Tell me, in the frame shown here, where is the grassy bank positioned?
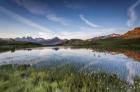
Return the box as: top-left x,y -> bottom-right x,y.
0,64 -> 140,92
0,40 -> 42,52
67,38 -> 140,51
92,38 -> 140,51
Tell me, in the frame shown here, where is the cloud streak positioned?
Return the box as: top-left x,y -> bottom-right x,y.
64,1 -> 85,10
80,15 -> 100,28
15,0 -> 69,26
46,14 -> 69,26
0,6 -> 52,34
127,0 -> 140,27
15,0 -> 49,15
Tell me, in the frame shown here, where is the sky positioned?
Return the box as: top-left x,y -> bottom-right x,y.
0,0 -> 140,39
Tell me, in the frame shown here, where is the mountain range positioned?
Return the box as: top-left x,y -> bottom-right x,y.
88,27 -> 140,41
87,33 -> 120,41
15,37 -> 64,46
1,27 -> 140,46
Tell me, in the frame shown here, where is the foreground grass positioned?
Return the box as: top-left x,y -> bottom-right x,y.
0,64 -> 140,92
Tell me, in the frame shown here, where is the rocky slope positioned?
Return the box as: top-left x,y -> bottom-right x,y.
122,27 -> 140,39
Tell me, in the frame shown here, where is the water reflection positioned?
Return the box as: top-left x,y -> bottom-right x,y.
0,47 -> 140,84
24,48 -> 32,51
123,51 -> 140,61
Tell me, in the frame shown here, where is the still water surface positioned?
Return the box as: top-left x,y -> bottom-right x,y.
0,47 -> 140,84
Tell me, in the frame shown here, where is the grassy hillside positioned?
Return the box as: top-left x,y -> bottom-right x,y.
66,38 -> 140,51
92,38 -> 140,50
64,39 -> 92,47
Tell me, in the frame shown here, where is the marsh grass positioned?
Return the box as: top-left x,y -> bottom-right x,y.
0,64 -> 140,92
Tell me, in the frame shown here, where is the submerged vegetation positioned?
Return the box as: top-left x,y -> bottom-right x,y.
0,64 -> 140,92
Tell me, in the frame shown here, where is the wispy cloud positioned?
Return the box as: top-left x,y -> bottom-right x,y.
127,0 -> 140,27
80,15 -> 100,28
15,0 -> 49,15
46,14 -> 69,26
15,0 -> 69,26
64,1 -> 85,10
0,6 -> 52,34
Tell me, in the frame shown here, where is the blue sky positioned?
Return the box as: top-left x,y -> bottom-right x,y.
0,0 -> 140,39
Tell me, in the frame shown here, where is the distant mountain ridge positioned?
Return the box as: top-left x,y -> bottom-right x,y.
39,37 -> 64,45
15,37 -> 64,46
2,27 -> 140,46
88,27 -> 140,41
15,37 -> 45,43
88,33 -> 120,41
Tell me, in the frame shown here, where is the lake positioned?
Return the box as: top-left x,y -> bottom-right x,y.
0,47 -> 140,85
